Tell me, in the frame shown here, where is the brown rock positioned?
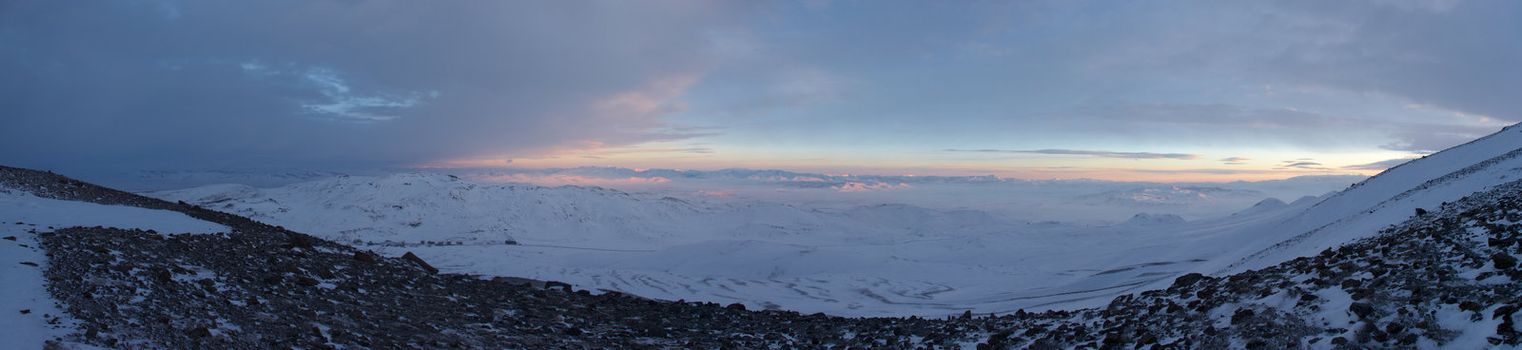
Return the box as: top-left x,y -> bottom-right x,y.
401,252 -> 438,273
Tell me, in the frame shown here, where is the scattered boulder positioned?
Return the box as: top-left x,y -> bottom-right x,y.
1349,302 -> 1375,319
1172,273 -> 1205,288
1493,253 -> 1517,270
400,252 -> 438,274
353,251 -> 378,264
185,326 -> 211,338
544,281 -> 572,292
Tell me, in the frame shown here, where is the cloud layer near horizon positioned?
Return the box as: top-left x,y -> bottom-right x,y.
944,149 -> 1198,160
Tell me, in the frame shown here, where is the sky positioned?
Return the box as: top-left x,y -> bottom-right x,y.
2,0 -> 1519,182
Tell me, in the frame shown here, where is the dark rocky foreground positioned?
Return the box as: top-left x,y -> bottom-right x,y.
5,165 -> 1522,349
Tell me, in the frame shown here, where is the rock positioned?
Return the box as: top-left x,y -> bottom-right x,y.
1493,253 -> 1518,270
1349,302 -> 1375,319
726,303 -> 747,311
296,276 -> 320,287
544,281 -> 572,292
1494,304 -> 1518,319
186,326 -> 211,338
1399,333 -> 1419,345
2,236 -> 15,241
353,251 -> 378,263
1101,332 -> 1126,346
1172,273 -> 1205,288
1232,308 -> 1256,325
400,252 -> 438,273
286,233 -> 315,249
491,276 -> 534,287
152,268 -> 174,283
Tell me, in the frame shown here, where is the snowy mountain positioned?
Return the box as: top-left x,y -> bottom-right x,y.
1030,124 -> 1522,308
1205,124 -> 1522,274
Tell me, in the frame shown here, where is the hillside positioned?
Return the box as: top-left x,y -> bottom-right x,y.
1,165 -> 1519,348
1206,124 -> 1522,275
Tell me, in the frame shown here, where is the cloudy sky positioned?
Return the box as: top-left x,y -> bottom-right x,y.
2,0 -> 1518,181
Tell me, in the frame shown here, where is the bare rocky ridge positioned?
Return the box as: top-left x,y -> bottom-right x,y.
4,165 -> 1521,348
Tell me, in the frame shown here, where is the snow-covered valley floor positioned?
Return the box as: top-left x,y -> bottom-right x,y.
141,125 -> 1522,318
148,173 -> 1327,317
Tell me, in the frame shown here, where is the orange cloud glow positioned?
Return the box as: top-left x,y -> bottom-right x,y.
468,173 -> 672,187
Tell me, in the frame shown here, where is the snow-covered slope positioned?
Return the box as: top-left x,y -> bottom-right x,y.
0,188 -> 225,349
1201,124 -> 1522,275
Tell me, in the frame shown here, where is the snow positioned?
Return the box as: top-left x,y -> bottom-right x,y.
1120,213 -> 1187,226
1204,124 -> 1522,275
141,124 -> 1522,318
149,171 -> 1321,317
1433,303 -> 1505,349
138,166 -> 1363,224
0,188 -> 225,349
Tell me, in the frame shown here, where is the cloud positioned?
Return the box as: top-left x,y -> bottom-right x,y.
690,2 -> 1518,156
3,0 -> 1517,179
1257,1 -> 1522,121
1132,168 -> 1288,175
944,149 -> 1198,160
468,173 -> 672,187
1343,158 -> 1414,171
1379,127 -> 1492,153
1278,161 -> 1327,170
0,1 -> 745,173
1219,157 -> 1250,165
1039,103 -> 1506,152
